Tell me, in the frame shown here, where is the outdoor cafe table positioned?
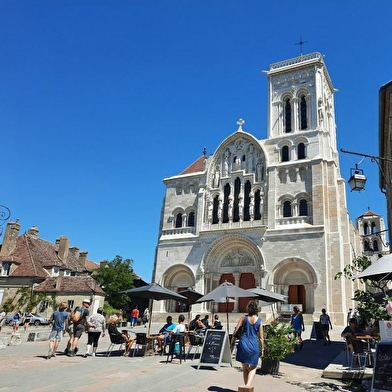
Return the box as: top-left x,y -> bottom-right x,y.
355,334 -> 379,366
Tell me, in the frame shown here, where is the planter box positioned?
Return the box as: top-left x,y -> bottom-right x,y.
259,359 -> 280,375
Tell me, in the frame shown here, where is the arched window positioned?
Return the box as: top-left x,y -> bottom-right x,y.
233,177 -> 241,222
244,181 -> 251,221
371,222 -> 377,234
175,213 -> 183,228
299,199 -> 308,216
364,223 -> 369,235
283,201 -> 292,217
188,212 -> 195,227
300,95 -> 307,130
298,143 -> 305,159
254,189 -> 261,220
223,183 -> 230,223
282,146 -> 289,162
285,98 -> 292,132
373,240 -> 379,252
212,195 -> 219,224
364,240 -> 369,251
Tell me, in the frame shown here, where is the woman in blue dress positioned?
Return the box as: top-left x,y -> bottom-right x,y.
231,300 -> 264,388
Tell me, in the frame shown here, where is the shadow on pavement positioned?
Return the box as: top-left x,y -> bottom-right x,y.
282,339 -> 345,370
208,386 -> 237,392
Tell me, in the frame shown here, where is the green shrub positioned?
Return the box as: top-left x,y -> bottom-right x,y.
263,321 -> 298,360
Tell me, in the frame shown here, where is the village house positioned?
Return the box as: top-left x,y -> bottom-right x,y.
0,219 -> 105,317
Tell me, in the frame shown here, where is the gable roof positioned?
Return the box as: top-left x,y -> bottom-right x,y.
35,276 -> 105,294
0,233 -> 91,278
180,155 -> 207,175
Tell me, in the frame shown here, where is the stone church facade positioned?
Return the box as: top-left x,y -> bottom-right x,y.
152,52 -> 363,325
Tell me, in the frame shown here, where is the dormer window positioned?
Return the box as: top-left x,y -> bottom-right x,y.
1,263 -> 10,276
52,267 -> 60,277
64,269 -> 71,277
75,272 -> 81,277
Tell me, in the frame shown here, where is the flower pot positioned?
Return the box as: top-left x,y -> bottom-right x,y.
259,358 -> 280,375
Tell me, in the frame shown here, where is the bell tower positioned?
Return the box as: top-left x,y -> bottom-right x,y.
265,52 -> 338,164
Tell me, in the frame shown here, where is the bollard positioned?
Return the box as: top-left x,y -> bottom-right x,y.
238,387 -> 254,392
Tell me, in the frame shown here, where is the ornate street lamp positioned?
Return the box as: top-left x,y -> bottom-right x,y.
348,164 -> 367,192
0,204 -> 11,237
341,148 -> 392,192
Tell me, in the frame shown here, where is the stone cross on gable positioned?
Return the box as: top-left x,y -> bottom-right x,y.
237,118 -> 245,132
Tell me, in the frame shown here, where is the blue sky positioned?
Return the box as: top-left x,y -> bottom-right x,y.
1,1 -> 391,281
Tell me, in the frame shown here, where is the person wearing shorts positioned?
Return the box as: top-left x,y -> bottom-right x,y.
320,308 -> 333,346
13,310 -> 21,332
68,299 -> 90,357
47,302 -> 69,359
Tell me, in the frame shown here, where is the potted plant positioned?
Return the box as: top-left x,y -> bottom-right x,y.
259,321 -> 298,375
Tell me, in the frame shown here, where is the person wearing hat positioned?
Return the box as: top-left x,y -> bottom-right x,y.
68,299 -> 90,357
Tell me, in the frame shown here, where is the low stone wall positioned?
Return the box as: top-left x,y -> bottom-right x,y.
27,331 -> 50,342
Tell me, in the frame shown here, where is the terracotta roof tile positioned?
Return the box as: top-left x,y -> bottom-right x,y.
180,155 -> 206,175
35,276 -> 105,294
0,234 -> 92,278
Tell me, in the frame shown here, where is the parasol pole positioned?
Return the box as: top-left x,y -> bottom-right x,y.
147,298 -> 153,337
226,296 -> 229,332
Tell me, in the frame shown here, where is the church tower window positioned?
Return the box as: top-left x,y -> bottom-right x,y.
363,240 -> 370,251
244,181 -> 251,221
371,222 -> 377,234
373,240 -> 379,251
233,178 -> 241,222
254,189 -> 261,220
299,199 -> 308,216
298,143 -> 306,159
285,98 -> 292,132
223,183 -> 230,223
175,213 -> 183,228
283,201 -> 292,217
188,211 -> 195,227
300,95 -> 307,130
282,145 -> 289,162
212,195 -> 219,224
364,223 -> 369,235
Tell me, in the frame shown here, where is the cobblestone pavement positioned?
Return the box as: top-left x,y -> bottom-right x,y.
0,324 -> 367,392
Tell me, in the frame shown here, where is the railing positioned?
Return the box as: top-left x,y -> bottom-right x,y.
269,52 -> 321,70
276,217 -> 312,226
161,227 -> 196,236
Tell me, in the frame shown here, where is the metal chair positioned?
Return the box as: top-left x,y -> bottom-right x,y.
106,333 -> 125,357
186,333 -> 204,360
349,338 -> 368,370
166,333 -> 186,364
132,333 -> 154,357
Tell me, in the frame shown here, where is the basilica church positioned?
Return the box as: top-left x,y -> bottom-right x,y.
152,52 -> 366,325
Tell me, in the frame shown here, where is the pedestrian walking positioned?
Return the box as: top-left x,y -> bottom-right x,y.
83,307 -> 105,357
290,306 -> 305,349
231,300 -> 264,389
68,299 -> 90,357
47,302 -> 69,359
320,308 -> 333,346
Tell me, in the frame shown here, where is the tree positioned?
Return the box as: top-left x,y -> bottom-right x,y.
94,255 -> 137,313
335,256 -> 392,327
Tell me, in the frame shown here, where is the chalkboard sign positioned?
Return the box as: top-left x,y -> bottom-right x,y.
197,329 -> 232,369
371,342 -> 392,392
310,322 -> 324,340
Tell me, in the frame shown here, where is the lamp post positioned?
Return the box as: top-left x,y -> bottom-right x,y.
341,148 -> 392,253
0,205 -> 11,237
341,148 -> 392,192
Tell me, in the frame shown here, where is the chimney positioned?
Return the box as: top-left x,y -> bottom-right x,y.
27,226 -> 39,237
0,220 -> 21,256
100,260 -> 107,268
58,236 -> 70,262
79,251 -> 88,266
69,246 -> 79,257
